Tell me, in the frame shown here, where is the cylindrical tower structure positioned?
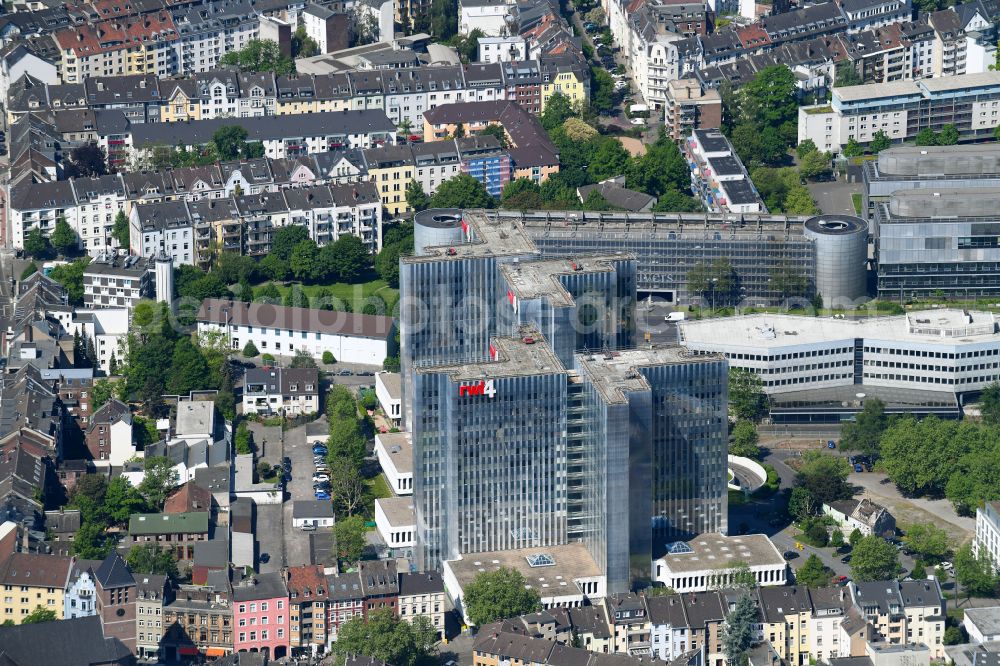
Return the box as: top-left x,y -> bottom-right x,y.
413,209 -> 464,256
154,252 -> 174,303
803,215 -> 869,309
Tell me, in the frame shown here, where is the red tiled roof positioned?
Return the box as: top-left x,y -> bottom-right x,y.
55,12 -> 177,58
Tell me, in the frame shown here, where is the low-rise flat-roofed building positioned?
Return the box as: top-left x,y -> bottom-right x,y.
374,372 -> 401,425
652,533 -> 787,593
680,310 -> 1000,399
373,432 -> 411,495
963,607 -> 1000,643
443,542 -> 606,625
874,187 -> 1000,300
861,144 -> 1000,220
375,496 -> 415,559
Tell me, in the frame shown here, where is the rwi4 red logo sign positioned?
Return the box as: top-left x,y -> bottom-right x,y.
459,380 -> 497,398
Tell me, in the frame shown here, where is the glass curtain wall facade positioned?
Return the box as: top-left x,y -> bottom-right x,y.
411,351 -> 568,570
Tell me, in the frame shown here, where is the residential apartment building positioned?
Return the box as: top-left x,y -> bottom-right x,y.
127,512 -> 210,563
664,79 -> 722,141
233,572 -> 290,659
64,558 -> 100,620
325,571 -> 365,642
850,580 -> 946,659
85,398 -> 136,467
242,367 -> 320,416
799,71 -> 1000,153
161,576 -> 234,661
197,298 -> 396,366
359,560 -> 398,616
82,255 -> 154,309
286,565 -> 330,654
398,572 -> 445,638
0,552 -> 71,623
685,128 -> 765,214
135,574 -> 168,661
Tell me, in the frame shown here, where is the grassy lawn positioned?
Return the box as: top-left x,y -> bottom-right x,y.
852,193 -> 862,215
368,473 -> 393,501
257,279 -> 399,314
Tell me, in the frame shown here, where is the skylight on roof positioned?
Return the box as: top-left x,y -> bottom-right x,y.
667,541 -> 694,554
525,553 -> 555,568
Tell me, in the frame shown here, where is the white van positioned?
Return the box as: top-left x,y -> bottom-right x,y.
664,312 -> 686,322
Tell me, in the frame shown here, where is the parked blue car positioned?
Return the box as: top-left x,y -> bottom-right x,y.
314,491 -> 331,500
312,446 -> 328,455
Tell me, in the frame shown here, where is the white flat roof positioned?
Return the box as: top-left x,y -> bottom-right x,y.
655,533 -> 784,573
679,310 -> 1000,348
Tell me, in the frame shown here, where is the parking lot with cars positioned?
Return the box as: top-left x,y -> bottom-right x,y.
281,418 -> 330,567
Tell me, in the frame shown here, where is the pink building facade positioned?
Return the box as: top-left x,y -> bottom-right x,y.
232,573 -> 290,660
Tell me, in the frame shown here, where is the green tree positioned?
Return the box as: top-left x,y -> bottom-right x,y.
850,535 -> 900,581
626,135 -> 689,197
332,608 -> 436,666
91,378 -> 117,410
50,217 -> 78,256
104,476 -> 148,524
590,66 -> 615,115
271,225 -> 310,261
730,421 -> 760,459
126,544 -> 179,580
479,123 -> 508,149
20,262 -> 37,279
138,456 -> 179,510
729,368 -> 767,422
911,561 -> 927,579
334,514 -> 368,563
290,239 -> 320,282
212,125 -> 251,160
783,186 -> 820,215
798,149 -> 832,181
20,606 -> 57,624
870,131 -> 892,154
839,398 -> 887,461
954,542 -> 997,599
291,26 -> 319,58
797,554 -> 833,587
242,340 -> 259,357
322,351 -> 336,364
901,523 -> 949,563
23,227 -> 50,259
588,137 -> 631,182
796,139 -> 818,159
831,529 -> 845,548
835,61 -> 863,87
915,128 -> 938,146
219,39 -> 294,75
944,626 -> 965,645
405,179 -> 430,212
290,348 -> 317,369
788,486 -> 817,521
582,190 -> 615,211
540,92 -> 576,131
112,211 -> 130,250
796,451 -> 852,507
167,336 -> 211,396
842,138 -> 864,158
653,188 -> 701,213
980,382 -> 1000,425
328,457 -> 367,516
430,174 -> 494,209
49,257 -> 92,306
235,421 -> 253,455
722,594 -> 758,666
260,253 -> 290,281
938,124 -> 960,146
328,419 -> 367,469
464,567 -> 542,626
327,234 -> 371,283
849,528 -> 863,547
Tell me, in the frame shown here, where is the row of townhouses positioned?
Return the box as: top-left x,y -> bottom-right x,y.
471,581 -> 946,665
8,131 -> 523,255
603,0 -> 996,111
6,55 -> 590,130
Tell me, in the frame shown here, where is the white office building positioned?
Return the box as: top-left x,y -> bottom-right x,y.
652,533 -> 787,593
974,502 -> 1000,575
680,310 -> 1000,396
373,431 -> 412,495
